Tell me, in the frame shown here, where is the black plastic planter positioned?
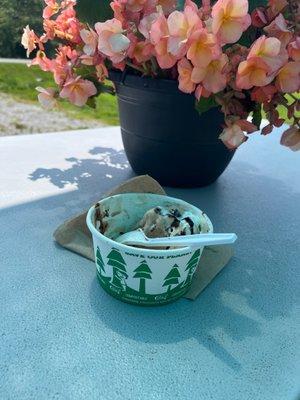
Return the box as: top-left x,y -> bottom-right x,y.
109,70 -> 235,187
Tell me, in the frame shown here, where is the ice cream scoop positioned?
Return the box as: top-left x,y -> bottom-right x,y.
137,206 -> 206,238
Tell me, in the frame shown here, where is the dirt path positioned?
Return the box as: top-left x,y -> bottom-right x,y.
0,93 -> 106,136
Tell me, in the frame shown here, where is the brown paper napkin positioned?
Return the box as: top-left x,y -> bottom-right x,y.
54,175 -> 234,300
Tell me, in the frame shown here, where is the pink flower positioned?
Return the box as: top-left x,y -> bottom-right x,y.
130,41 -> 154,63
236,57 -> 273,90
51,46 -> 78,85
202,0 -> 212,15
139,13 -> 159,39
126,0 -> 148,13
80,29 -> 98,56
112,61 -> 126,71
30,50 -> 53,72
21,25 -> 37,57
43,0 -> 60,19
251,8 -> 267,28
53,63 -> 70,86
95,19 -> 130,64
61,0 -> 76,7
150,15 -> 177,68
111,0 -> 144,28
236,36 -> 288,90
247,35 -> 281,59
219,123 -> 248,149
42,19 -> 56,41
177,58 -> 196,93
79,55 -> 94,65
191,54 -> 228,93
80,53 -> 103,66
219,119 -> 256,149
264,14 -> 293,47
36,87 -> 57,109
154,40 -> 177,69
248,36 -> 287,72
288,38 -> 300,62
60,76 -> 97,106
251,85 -> 277,103
54,7 -> 82,44
110,0 -> 126,25
96,64 -> 108,82
187,28 -> 220,67
276,62 -> 300,93
158,0 -> 177,15
195,84 -> 211,100
280,126 -> 300,151
167,5 -> 202,57
267,0 -> 288,19
212,0 -> 251,44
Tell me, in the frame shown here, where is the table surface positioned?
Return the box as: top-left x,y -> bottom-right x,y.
0,127 -> 299,400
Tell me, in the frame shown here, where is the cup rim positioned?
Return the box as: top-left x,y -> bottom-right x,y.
86,193 -> 214,254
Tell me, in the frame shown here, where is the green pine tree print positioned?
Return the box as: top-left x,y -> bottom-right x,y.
133,260 -> 152,294
96,247 -> 105,274
184,249 -> 201,285
107,248 -> 128,291
163,264 -> 181,293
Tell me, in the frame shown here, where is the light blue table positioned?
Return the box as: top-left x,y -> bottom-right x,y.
0,127 -> 299,400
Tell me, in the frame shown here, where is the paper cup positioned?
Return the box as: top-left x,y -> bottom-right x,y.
86,193 -> 213,306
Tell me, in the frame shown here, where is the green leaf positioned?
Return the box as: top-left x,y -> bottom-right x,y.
252,106 -> 262,129
75,0 -> 112,26
99,84 -> 115,96
237,1 -> 269,47
86,96 -> 96,109
248,0 -> 268,12
75,65 -> 94,78
238,26 -> 258,47
195,96 -> 218,116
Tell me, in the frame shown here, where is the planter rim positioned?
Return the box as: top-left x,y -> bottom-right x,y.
109,69 -> 186,95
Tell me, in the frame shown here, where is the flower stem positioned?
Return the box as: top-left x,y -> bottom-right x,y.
126,61 -> 145,74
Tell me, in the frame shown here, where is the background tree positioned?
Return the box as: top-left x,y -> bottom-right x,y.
0,0 -> 44,58
107,248 -> 128,290
163,264 -> 181,293
133,260 -> 152,294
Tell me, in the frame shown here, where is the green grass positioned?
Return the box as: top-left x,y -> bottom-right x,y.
0,63 -> 119,125
260,93 -> 299,125
0,63 -> 298,127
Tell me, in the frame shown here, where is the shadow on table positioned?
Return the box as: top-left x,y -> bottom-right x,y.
20,145 -> 299,372
87,159 -> 299,372
29,145 -> 132,192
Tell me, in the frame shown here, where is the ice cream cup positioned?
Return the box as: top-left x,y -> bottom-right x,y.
86,193 -> 213,306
